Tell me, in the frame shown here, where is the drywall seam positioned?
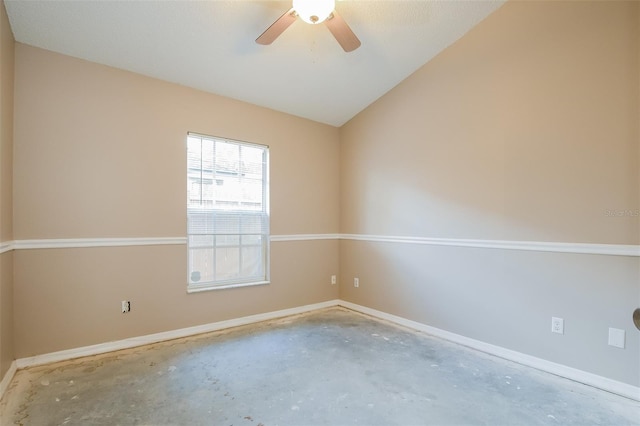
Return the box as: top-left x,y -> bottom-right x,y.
0,361 -> 17,402
338,300 -> 640,402
15,299 -> 341,370
6,235 -> 639,256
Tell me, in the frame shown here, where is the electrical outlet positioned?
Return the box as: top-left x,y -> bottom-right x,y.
551,317 -> 564,334
354,277 -> 359,288
331,275 -> 337,285
122,300 -> 131,313
608,328 -> 625,349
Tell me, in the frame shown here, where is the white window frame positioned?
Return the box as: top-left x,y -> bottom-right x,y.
186,132 -> 270,292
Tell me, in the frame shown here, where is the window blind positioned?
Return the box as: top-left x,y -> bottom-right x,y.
186,133 -> 269,289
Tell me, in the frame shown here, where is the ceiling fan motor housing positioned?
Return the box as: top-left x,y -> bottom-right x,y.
293,0 -> 335,24
256,0 -> 360,52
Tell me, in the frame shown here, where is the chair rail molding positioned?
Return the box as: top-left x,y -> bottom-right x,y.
4,234 -> 638,256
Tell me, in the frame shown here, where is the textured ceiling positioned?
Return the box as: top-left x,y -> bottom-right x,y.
5,0 -> 505,127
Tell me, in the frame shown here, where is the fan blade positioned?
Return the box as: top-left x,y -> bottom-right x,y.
256,8 -> 297,45
325,11 -> 361,52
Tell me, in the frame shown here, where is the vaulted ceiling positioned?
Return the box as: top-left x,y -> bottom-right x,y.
5,0 -> 505,127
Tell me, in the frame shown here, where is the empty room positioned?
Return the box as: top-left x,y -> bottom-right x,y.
1,0 -> 639,424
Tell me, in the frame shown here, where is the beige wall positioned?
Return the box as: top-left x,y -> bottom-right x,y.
12,44 -> 340,357
0,0 -> 14,381
340,1 -> 640,386
14,45 -> 340,239
0,0 -> 10,244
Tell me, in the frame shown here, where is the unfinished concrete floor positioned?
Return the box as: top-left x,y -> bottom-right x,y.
1,307 -> 639,425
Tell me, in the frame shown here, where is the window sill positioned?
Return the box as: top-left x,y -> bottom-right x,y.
187,280 -> 270,294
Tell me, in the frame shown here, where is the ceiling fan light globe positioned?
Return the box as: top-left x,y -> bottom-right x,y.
293,0 -> 335,24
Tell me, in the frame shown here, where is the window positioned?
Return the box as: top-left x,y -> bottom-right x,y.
187,133 -> 269,291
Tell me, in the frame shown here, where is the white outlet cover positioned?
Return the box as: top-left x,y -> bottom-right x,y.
608,328 -> 625,349
551,317 -> 564,334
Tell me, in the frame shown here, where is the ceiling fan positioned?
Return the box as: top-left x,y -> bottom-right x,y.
256,0 -> 361,52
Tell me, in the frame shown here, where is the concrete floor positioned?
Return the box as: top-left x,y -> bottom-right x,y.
1,308 -> 639,426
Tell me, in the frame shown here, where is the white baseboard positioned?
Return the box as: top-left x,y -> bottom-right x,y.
16,299 -> 340,370
338,300 -> 640,402
0,361 -> 17,401
6,299 -> 639,403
